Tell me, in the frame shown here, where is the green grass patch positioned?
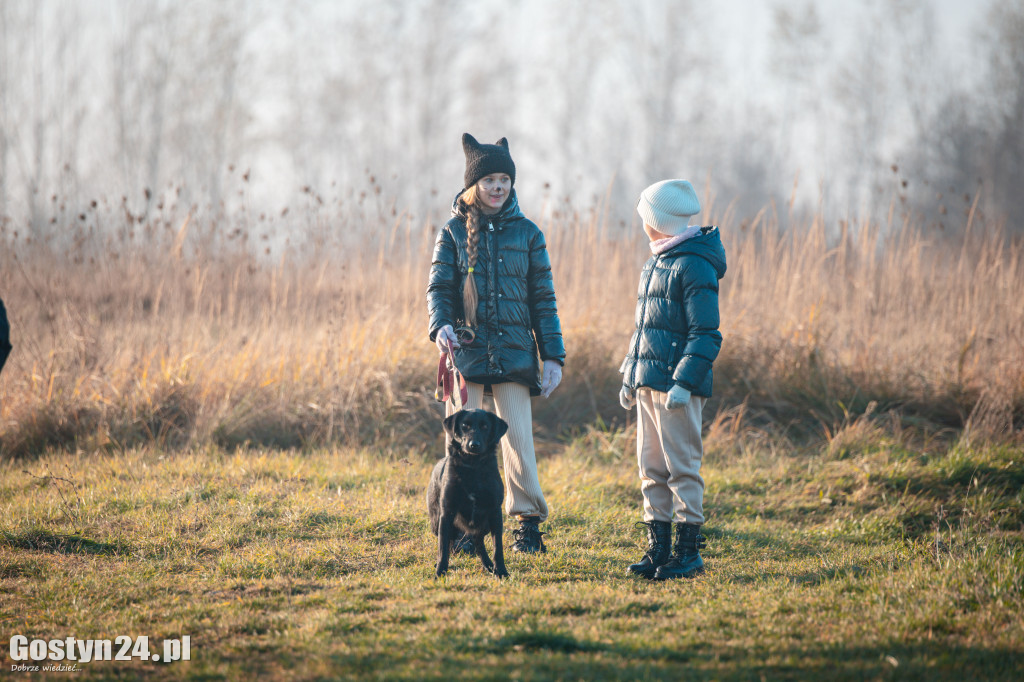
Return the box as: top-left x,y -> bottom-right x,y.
1,434 -> 1021,680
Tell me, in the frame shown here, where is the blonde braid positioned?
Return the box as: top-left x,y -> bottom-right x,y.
462,189 -> 480,328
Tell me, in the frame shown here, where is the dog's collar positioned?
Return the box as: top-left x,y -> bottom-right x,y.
447,449 -> 490,465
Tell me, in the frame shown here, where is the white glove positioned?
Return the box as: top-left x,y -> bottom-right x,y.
664,385 -> 691,410
619,385 -> 636,410
435,325 -> 460,354
540,360 -> 562,398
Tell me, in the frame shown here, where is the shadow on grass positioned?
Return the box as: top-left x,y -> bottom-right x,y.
212,417 -> 307,451
0,557 -> 47,579
709,455 -> 1024,543
705,527 -> 821,560
876,463 -> 1024,527
320,636 -> 1024,681
2,528 -> 131,555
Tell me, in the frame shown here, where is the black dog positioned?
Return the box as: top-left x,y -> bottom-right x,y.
427,409 -> 509,578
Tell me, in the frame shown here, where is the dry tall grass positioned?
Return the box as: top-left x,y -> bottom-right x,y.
1,190 -> 1021,458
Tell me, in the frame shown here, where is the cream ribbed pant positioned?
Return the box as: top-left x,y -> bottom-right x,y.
635,388 -> 707,524
445,381 -> 549,522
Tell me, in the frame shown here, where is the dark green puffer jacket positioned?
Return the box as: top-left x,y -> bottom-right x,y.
0,298 -> 10,374
620,227 -> 726,397
427,190 -> 565,396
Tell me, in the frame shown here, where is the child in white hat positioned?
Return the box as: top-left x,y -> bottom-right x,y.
619,179 -> 727,580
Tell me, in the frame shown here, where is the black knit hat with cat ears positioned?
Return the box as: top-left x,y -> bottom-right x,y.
463,133 -> 516,189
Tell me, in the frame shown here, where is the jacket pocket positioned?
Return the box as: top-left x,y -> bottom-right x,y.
668,338 -> 684,370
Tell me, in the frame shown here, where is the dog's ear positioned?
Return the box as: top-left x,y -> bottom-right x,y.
489,412 -> 509,443
443,411 -> 462,441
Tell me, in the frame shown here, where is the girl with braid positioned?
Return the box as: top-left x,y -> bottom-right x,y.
427,133 -> 566,554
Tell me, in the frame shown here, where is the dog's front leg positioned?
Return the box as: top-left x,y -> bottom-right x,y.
491,516 -> 508,579
436,497 -> 456,577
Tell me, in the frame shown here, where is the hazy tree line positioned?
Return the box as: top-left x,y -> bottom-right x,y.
0,0 -> 1021,243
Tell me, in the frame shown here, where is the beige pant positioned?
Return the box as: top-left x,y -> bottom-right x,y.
445,381 -> 549,523
636,388 -> 707,524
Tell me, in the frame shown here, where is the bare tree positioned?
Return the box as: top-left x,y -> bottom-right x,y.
770,1 -> 825,160
898,0 -> 1024,231
0,3 -> 89,237
831,5 -> 893,215
981,0 -> 1024,226
619,0 -> 705,184
0,1 -> 11,221
112,1 -> 179,217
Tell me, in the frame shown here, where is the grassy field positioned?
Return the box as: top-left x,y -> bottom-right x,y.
1,419 -> 1022,680
1,191 -> 1022,678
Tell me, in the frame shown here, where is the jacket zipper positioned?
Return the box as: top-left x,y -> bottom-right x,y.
629,255 -> 658,387
487,221 -> 496,317
487,221 -> 497,363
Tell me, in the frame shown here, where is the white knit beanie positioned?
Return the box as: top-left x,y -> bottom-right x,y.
637,179 -> 701,236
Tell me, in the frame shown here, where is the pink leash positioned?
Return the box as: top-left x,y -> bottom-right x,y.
434,333 -> 468,405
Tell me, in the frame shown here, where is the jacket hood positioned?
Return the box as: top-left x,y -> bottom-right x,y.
451,188 -> 525,223
662,226 -> 727,279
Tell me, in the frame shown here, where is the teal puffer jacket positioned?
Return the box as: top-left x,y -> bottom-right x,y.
620,227 -> 726,397
0,298 -> 10,374
427,190 -> 565,396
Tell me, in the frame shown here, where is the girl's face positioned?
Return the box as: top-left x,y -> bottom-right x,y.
475,173 -> 512,214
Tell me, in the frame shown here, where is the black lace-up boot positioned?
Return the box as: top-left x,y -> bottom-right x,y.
511,516 -> 546,553
627,520 -> 672,579
654,523 -> 706,580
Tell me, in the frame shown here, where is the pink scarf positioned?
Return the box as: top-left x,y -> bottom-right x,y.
650,225 -> 702,254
